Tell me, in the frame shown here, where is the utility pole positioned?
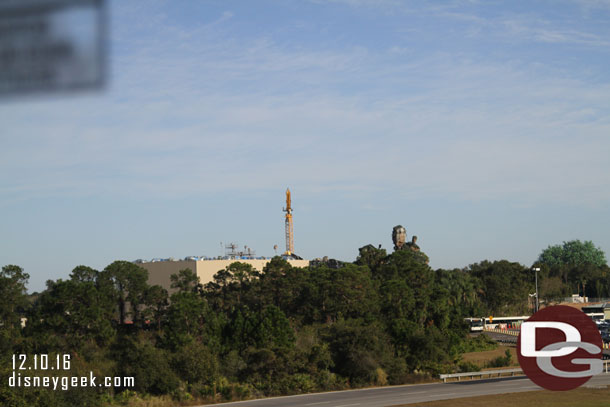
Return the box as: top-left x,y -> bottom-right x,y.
533,267 -> 540,313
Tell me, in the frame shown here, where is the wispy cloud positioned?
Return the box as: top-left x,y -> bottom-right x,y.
499,16 -> 610,46
2,0 -> 610,291
2,0 -> 610,208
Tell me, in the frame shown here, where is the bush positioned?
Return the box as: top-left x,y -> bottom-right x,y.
458,361 -> 480,372
322,319 -> 393,387
487,349 -> 512,368
112,338 -> 180,396
458,334 -> 497,353
172,341 -> 218,385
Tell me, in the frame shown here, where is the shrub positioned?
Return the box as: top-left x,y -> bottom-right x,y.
487,349 -> 512,368
458,361 -> 480,372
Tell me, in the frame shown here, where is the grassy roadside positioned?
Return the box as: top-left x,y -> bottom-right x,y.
390,386 -> 610,407
460,345 -> 519,369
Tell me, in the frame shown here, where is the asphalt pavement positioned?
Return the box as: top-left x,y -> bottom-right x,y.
198,374 -> 610,407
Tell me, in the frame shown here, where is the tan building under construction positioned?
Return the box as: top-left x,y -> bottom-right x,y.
138,188 -> 308,291
139,257 -> 309,292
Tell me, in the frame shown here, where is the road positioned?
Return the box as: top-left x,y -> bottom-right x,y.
482,331 -> 518,344
199,374 -> 610,407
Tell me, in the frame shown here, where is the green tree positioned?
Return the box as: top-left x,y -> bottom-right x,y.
26,277 -> 115,351
539,272 -> 569,301
172,340 -> 218,385
377,249 -> 435,325
164,287 -> 224,352
406,325 -> 455,373
258,257 -> 300,312
538,240 -> 607,268
355,244 -> 387,272
300,264 -> 379,324
112,337 -> 180,395
0,265 -> 29,356
170,268 -> 201,293
144,285 -> 169,331
204,262 -> 259,312
322,319 -> 394,386
100,261 -> 149,325
225,305 -> 295,351
468,260 -> 531,315
537,240 -> 607,295
0,265 -> 29,328
69,265 -> 98,283
434,269 -> 482,313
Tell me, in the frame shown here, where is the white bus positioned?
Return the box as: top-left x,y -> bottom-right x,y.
464,317 -> 485,332
586,312 -> 604,322
465,316 -> 529,332
466,312 -> 604,332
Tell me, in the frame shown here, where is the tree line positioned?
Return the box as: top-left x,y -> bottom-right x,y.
0,239 -> 606,406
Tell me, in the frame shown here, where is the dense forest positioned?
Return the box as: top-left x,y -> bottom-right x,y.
1,240 -> 608,406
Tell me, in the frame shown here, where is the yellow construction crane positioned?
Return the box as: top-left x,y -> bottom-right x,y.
283,188 -> 294,255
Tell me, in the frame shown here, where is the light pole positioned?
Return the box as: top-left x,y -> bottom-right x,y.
533,267 -> 540,313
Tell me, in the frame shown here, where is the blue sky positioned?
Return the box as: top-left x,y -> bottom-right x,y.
2,0 -> 610,292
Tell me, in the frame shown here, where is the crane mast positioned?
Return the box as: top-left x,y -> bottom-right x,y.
283,188 -> 294,255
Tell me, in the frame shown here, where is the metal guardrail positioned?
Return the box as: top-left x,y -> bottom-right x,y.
483,328 -> 520,336
440,368 -> 523,383
440,360 -> 610,383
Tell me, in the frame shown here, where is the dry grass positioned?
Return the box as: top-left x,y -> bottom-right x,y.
460,345 -> 519,369
390,386 -> 610,407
